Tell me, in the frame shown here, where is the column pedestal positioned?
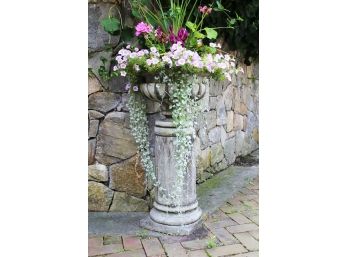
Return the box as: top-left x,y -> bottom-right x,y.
140,118 -> 202,235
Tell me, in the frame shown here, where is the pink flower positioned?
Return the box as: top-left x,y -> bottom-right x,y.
135,22 -> 152,37
198,5 -> 212,15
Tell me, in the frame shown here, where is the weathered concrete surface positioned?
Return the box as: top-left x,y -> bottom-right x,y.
197,165 -> 259,217
88,164 -> 258,236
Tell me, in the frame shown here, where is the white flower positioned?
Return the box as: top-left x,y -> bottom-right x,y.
144,50 -> 149,54
193,60 -> 203,68
171,44 -> 178,51
113,65 -> 118,71
120,71 -> 127,76
126,45 -> 131,49
216,43 -> 222,48
209,42 -> 217,48
120,63 -> 127,69
218,62 -> 227,69
173,52 -> 181,60
134,47 -> 139,52
177,58 -> 186,66
130,52 -> 137,59
224,55 -> 231,61
116,56 -> 123,63
137,51 -> 145,57
146,59 -> 153,66
150,47 -> 158,53
152,58 -> 159,65
162,56 -> 171,63
134,64 -> 140,71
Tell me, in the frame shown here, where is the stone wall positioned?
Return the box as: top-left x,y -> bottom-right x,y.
88,1 -> 259,212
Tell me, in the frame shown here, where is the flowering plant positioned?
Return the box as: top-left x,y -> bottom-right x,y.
114,42 -> 237,83
109,1 -> 242,201
110,0 -> 240,84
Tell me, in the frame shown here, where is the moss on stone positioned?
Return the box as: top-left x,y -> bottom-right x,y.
197,167 -> 235,199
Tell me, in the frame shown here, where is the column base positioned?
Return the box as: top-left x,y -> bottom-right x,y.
140,203 -> 202,236
140,215 -> 202,236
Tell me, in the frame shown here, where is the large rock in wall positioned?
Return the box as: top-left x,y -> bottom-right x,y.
88,2 -> 259,212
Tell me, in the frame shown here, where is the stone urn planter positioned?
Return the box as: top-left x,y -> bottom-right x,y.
139,80 -> 207,235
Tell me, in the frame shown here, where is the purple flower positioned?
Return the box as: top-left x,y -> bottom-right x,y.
155,27 -> 168,43
168,27 -> 189,45
169,32 -> 177,44
135,22 -> 152,37
177,28 -> 189,43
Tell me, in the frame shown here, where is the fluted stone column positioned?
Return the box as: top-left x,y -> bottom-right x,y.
139,82 -> 206,235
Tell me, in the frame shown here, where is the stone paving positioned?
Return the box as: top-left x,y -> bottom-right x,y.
89,176 -> 259,257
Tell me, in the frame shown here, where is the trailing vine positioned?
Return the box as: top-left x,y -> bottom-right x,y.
127,73 -> 208,209
169,74 -> 196,205
127,90 -> 156,188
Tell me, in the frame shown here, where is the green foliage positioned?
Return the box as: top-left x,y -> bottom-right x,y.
101,17 -> 121,34
201,0 -> 259,64
186,21 -> 197,31
204,27 -> 218,39
206,236 -> 218,249
98,56 -> 110,81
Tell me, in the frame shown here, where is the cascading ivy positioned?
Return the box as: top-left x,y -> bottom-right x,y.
127,91 -> 156,188
127,74 -> 206,207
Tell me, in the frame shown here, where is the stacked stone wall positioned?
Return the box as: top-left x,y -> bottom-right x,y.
88,1 -> 259,211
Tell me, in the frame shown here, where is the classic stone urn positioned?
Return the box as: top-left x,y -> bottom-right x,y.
139,80 -> 207,235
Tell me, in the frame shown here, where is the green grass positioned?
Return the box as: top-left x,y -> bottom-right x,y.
206,236 -> 218,249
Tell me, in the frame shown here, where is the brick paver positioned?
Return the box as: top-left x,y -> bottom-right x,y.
181,238 -> 211,251
142,238 -> 166,256
208,228 -> 239,245
163,242 -> 188,257
206,244 -> 248,257
108,249 -> 147,257
88,176 -> 259,257
187,250 -> 208,257
228,213 -> 252,225
225,223 -> 258,234
248,215 -> 259,225
88,243 -> 124,256
89,237 -> 103,250
204,218 -> 237,229
122,236 -> 143,251
234,232 -> 259,251
104,235 -> 122,245
249,230 -> 259,240
231,251 -> 259,257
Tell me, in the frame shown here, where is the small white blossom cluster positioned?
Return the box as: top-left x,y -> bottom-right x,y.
113,43 -> 238,81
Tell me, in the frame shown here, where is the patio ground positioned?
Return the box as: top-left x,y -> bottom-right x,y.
89,165 -> 259,257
